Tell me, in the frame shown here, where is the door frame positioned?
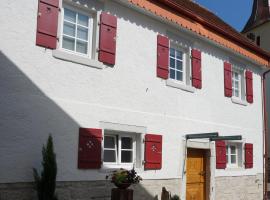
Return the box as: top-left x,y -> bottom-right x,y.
181,139 -> 216,200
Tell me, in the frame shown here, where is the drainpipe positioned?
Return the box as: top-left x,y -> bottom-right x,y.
263,68 -> 270,200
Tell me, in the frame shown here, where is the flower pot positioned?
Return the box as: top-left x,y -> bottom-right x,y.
114,182 -> 131,189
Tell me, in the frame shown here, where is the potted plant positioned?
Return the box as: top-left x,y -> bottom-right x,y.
106,168 -> 142,189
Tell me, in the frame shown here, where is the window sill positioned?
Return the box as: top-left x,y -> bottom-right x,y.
99,164 -> 136,173
52,49 -> 103,69
166,79 -> 195,93
231,97 -> 248,106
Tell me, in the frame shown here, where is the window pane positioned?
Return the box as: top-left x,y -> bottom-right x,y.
176,71 -> 183,81
226,155 -> 228,164
121,137 -> 132,149
170,69 -> 175,79
77,27 -> 88,40
235,81 -> 239,89
176,60 -> 182,71
170,48 -> 175,57
170,58 -> 175,68
63,22 -> 75,37
62,36 -> 75,51
64,8 -> 76,23
176,50 -> 182,60
104,150 -> 116,162
104,136 -> 115,148
230,146 -> 236,154
121,151 -> 132,163
231,155 -> 236,164
78,14 -> 89,27
76,40 -> 88,54
235,90 -> 239,97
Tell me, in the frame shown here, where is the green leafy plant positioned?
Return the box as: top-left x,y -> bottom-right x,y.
106,168 -> 142,186
33,135 -> 57,200
170,195 -> 180,200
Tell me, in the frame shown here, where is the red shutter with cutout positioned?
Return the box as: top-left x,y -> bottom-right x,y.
157,35 -> 169,79
191,49 -> 202,89
246,71 -> 253,103
245,143 -> 253,168
216,140 -> 226,169
224,62 -> 232,97
36,0 -> 59,49
144,134 -> 162,170
98,12 -> 117,65
78,128 -> 102,169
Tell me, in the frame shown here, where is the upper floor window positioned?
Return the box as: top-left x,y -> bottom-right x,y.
61,7 -> 93,56
231,67 -> 245,100
169,46 -> 186,83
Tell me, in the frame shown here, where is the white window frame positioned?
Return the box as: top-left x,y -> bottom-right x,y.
60,5 -> 94,58
226,142 -> 243,169
169,44 -> 186,83
232,68 -> 242,99
103,131 -> 136,168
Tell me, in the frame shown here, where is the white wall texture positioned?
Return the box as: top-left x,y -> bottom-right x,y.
0,0 -> 265,186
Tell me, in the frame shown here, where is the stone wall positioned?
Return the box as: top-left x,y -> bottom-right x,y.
0,179 -> 181,200
215,174 -> 263,200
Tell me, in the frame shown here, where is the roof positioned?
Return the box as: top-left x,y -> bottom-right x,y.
127,0 -> 270,67
242,0 -> 270,33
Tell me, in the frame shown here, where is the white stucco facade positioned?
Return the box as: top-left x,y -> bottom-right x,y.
0,0 -> 266,199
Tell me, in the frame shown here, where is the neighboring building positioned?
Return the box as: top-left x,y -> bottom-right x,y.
1,0 -> 270,200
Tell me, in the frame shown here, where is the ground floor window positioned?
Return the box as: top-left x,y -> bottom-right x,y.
226,142 -> 243,168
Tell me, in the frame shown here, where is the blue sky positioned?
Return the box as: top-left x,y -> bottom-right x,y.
195,0 -> 253,31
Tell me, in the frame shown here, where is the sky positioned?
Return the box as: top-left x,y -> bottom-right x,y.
194,0 -> 253,31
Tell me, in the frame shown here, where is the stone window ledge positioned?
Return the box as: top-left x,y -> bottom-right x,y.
231,97 -> 248,106
166,79 -> 195,93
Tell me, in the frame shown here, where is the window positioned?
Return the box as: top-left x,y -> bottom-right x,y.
232,70 -> 241,98
61,7 -> 93,56
103,132 -> 136,166
169,47 -> 185,82
226,143 -> 243,168
256,36 -> 261,46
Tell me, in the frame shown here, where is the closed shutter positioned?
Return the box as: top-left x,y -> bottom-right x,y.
78,128 -> 102,169
98,12 -> 117,65
246,71 -> 253,103
191,49 -> 202,89
224,62 -> 232,97
36,0 -> 59,49
245,143 -> 253,168
216,140 -> 226,169
157,35 -> 169,79
144,134 -> 162,170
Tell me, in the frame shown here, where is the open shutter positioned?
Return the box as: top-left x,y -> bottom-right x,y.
216,141 -> 226,169
98,12 -> 117,65
246,71 -> 253,103
191,49 -> 202,89
36,0 -> 59,49
224,62 -> 232,97
157,35 -> 169,79
78,128 -> 102,169
245,143 -> 253,168
144,134 -> 162,170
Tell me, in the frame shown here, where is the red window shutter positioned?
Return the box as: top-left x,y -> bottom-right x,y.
98,12 -> 117,65
36,0 -> 59,49
157,35 -> 169,79
224,62 -> 232,97
246,71 -> 253,103
245,143 -> 253,168
216,140 -> 226,169
78,128 -> 102,169
144,134 -> 162,170
191,49 -> 202,89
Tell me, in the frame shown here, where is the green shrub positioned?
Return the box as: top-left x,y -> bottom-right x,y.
170,195 -> 180,200
33,135 -> 57,200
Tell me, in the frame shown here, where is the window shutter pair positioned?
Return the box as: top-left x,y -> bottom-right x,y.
36,1 -> 117,65
156,35 -> 202,89
223,62 -> 253,103
78,129 -> 162,170
215,141 -> 253,169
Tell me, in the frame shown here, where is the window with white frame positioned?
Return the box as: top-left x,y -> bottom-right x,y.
61,7 -> 93,56
226,143 -> 243,168
103,132 -> 136,166
231,66 -> 245,100
169,46 -> 185,82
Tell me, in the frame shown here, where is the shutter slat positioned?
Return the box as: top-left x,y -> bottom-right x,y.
78,128 -> 102,169
191,49 -> 202,89
36,0 -> 59,49
98,12 -> 117,65
144,134 -> 162,170
157,35 -> 169,79
224,62 -> 232,97
246,71 -> 253,103
216,140 -> 226,169
245,143 -> 253,168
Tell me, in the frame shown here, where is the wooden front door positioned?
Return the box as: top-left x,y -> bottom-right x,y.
186,148 -> 206,200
